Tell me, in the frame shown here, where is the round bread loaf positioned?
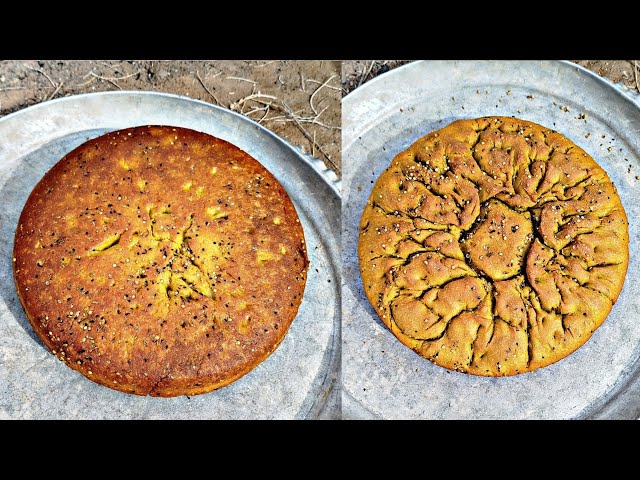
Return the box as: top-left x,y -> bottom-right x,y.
358,116 -> 628,376
13,125 -> 308,396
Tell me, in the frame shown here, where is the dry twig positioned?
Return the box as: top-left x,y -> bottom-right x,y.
306,78 -> 341,90
257,105 -> 271,123
195,71 -> 221,105
226,76 -> 257,85
230,88 -> 277,113
48,81 -> 64,100
24,65 -> 57,88
269,105 -> 339,169
309,74 -> 337,116
74,69 -> 141,88
74,77 -> 96,88
358,60 -> 376,87
299,71 -> 306,93
99,62 -> 123,71
263,105 -> 339,130
24,64 -> 65,101
85,70 -> 140,82
279,101 -> 338,171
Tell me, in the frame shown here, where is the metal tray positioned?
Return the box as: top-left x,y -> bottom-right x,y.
342,60 -> 640,419
0,91 -> 341,419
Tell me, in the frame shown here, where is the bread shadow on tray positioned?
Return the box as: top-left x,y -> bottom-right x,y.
342,115 -> 460,329
0,128 -> 111,349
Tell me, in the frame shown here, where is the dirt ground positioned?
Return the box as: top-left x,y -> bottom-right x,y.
342,60 -> 640,96
4,60 -> 637,182
0,60 -> 341,175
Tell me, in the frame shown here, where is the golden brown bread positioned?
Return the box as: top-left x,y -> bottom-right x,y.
358,116 -> 629,376
13,125 -> 308,396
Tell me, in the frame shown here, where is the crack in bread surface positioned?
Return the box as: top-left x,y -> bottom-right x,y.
358,117 -> 629,376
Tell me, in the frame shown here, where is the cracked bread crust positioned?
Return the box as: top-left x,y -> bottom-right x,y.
13,126 -> 308,396
358,116 -> 629,376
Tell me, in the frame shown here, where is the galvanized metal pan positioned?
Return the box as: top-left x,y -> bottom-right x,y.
343,60 -> 640,419
0,91 -> 341,419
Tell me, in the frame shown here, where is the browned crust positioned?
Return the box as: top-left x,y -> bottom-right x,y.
13,126 -> 308,396
358,116 -> 629,376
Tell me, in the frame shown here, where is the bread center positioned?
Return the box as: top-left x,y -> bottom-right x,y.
460,199 -> 533,281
